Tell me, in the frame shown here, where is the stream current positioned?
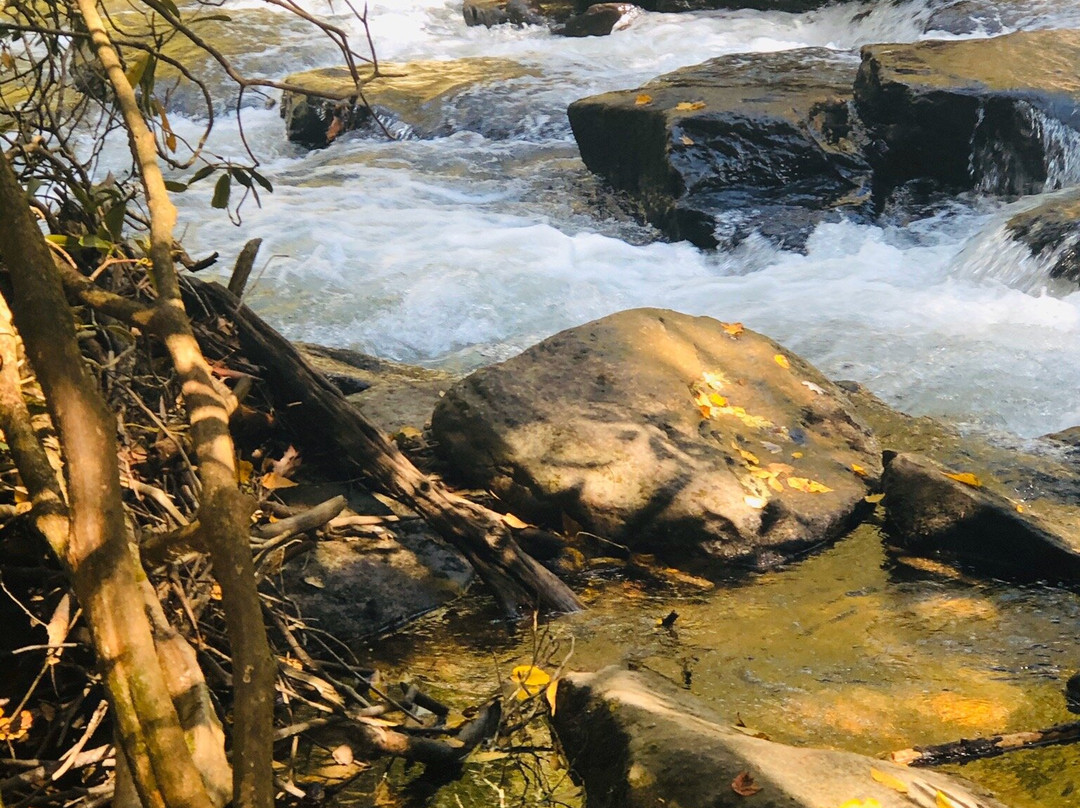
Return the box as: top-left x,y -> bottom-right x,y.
164,2 -> 1080,805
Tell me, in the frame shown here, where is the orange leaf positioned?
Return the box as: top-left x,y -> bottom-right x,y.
545,678 -> 560,715
851,463 -> 868,477
943,471 -> 981,488
721,321 -> 744,337
675,101 -> 706,111
731,770 -> 762,797
635,93 -> 653,105
773,354 -> 790,370
260,471 -> 298,490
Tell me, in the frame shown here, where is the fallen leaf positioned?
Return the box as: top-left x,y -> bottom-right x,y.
260,471 -> 298,490
864,492 -> 885,504
272,445 -> 302,478
731,771 -> 762,797
675,100 -> 706,111
709,393 -> 728,407
510,665 -> 551,700
870,767 -> 908,793
302,575 -> 325,589
210,583 -> 222,600
936,791 -> 961,808
837,800 -> 881,808
736,448 -> 760,465
792,451 -> 804,459
721,321 -> 745,337
788,476 -> 832,494
1015,503 -> 1025,513
326,115 -> 345,143
0,709 -> 32,742
773,354 -> 791,370
851,464 -> 868,477
545,678 -> 560,715
635,93 -> 653,105
332,744 -> 354,765
802,380 -> 825,394
680,135 -> 695,146
470,750 -> 511,763
502,512 -> 529,529
236,459 -> 253,485
943,471 -> 982,488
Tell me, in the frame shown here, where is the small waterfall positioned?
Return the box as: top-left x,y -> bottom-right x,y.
970,100 -> 1080,195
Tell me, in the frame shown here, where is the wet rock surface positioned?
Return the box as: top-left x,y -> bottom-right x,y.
430,308 -> 880,573
553,3 -> 642,37
568,49 -> 872,250
463,0 -> 576,27
854,29 -> 1080,198
281,58 -> 538,148
1004,188 -> 1080,283
551,666 -> 1013,808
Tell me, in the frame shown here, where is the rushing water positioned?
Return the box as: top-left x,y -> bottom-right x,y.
172,0 -> 1080,440
163,2 -> 1080,805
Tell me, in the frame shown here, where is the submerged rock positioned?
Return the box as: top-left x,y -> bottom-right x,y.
281,58 -> 537,148
568,49 -> 872,250
621,0 -> 833,10
430,309 -> 880,573
881,452 -> 1080,582
551,666 -> 1012,808
462,0 -> 575,27
854,30 -> 1080,198
1004,189 -> 1080,284
553,3 -> 641,37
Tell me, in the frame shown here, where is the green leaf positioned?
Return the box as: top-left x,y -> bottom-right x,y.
124,53 -> 150,90
196,13 -> 231,21
45,235 -> 78,248
157,0 -> 181,18
78,234 -> 113,251
230,167 -> 252,188
211,172 -> 231,209
189,165 -> 216,184
249,169 -> 273,193
164,180 -> 188,193
103,201 -> 127,241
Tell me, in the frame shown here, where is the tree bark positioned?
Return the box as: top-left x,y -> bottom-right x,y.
73,6 -> 276,806
891,720 -> 1080,767
185,278 -> 582,615
0,152 -> 214,808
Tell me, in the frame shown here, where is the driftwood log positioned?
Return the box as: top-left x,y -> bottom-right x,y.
183,276 -> 581,616
891,720 -> 1080,767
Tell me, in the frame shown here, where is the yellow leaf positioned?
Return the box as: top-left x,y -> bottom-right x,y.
709,393 -> 728,407
260,471 -> 298,490
470,750 -> 511,763
0,710 -> 32,742
236,459 -> 253,485
870,768 -> 908,793
944,471 -> 982,488
545,678 -> 560,715
680,135 -> 694,146
851,464 -> 867,477
837,800 -> 881,808
675,101 -> 706,111
502,512 -> 529,529
210,583 -> 222,601
1015,503 -> 1025,513
721,321 -> 744,337
936,791 -> 960,808
788,477 -> 832,494
124,53 -> 150,89
635,94 -> 653,105
792,451 -> 803,459
510,665 -> 550,699
737,448 -> 759,465
773,354 -> 791,370
864,492 -> 885,504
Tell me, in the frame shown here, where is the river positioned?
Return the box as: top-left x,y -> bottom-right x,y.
166,3 -> 1080,806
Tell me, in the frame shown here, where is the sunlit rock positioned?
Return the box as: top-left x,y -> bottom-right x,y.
854,30 -> 1080,198
1004,189 -> 1080,284
568,50 -> 872,250
430,308 -> 880,573
281,58 -> 537,148
462,0 -> 575,27
551,666 -> 1013,808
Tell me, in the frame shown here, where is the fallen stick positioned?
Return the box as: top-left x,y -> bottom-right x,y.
891,720 -> 1080,767
251,495 -> 347,541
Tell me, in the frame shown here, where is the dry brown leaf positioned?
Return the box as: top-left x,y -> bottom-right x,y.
272,445 -> 302,478
260,471 -> 298,490
332,744 -> 355,766
943,471 -> 982,488
675,100 -> 706,111
236,459 -> 253,485
731,770 -> 762,797
502,512 -> 529,529
721,321 -> 744,337
680,135 -> 695,146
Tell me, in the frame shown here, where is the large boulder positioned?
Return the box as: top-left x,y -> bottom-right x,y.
430,309 -> 880,572
551,666 -> 1012,808
587,0 -> 834,10
553,3 -> 642,37
854,30 -> 1080,198
281,58 -> 537,148
568,50 -> 872,249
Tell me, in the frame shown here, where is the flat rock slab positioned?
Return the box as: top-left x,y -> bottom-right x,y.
282,58 -> 538,148
551,666 -> 1012,808
882,451 -> 1080,582
855,29 -> 1080,196
431,309 -> 880,572
568,49 -> 871,249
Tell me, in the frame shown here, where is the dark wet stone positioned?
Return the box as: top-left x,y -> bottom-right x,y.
553,3 -> 641,37
1005,189 -> 1080,284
